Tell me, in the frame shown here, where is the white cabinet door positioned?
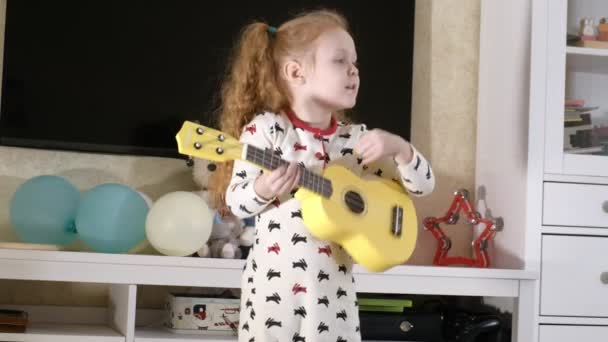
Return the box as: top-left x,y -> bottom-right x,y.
544,0 -> 608,177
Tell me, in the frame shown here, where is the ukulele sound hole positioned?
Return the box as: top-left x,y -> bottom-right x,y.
344,191 -> 365,214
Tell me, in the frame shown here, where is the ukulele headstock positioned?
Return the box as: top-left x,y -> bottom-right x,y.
175,121 -> 242,162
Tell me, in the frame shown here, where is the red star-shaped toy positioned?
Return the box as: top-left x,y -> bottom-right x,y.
423,189 -> 502,267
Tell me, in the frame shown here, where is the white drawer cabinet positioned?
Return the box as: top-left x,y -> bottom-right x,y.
540,325 -> 608,342
543,182 -> 608,229
541,234 -> 608,317
480,0 -> 608,339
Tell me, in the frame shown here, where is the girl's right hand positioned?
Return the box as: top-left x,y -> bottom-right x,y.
254,161 -> 301,201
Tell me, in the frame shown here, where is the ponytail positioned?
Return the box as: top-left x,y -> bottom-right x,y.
209,22 -> 289,210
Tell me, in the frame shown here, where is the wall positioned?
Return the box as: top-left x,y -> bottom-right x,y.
410,0 -> 480,264
0,0 -> 481,308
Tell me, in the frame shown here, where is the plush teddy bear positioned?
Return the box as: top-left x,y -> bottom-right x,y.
192,157 -> 218,204
197,212 -> 254,259
192,158 -> 255,258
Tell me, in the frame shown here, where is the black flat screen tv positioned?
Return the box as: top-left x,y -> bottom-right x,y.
0,1 -> 415,158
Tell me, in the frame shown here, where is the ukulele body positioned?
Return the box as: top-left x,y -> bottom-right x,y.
295,164 -> 418,272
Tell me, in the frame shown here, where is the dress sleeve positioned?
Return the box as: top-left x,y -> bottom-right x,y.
358,124 -> 435,197
225,113 -> 276,218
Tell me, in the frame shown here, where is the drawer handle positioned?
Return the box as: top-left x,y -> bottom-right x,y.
603,201 -> 608,213
399,320 -> 414,332
601,272 -> 608,284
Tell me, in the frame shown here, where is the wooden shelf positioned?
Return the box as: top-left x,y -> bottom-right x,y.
567,46 -> 608,73
0,248 -> 537,297
0,323 -> 124,342
567,46 -> 608,57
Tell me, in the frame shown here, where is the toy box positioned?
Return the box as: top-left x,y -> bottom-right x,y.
164,293 -> 240,334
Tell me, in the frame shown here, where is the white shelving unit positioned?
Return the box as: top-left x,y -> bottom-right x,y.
478,0 -> 608,340
0,248 -> 537,342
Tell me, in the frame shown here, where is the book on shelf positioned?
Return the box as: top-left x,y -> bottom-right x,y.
0,309 -> 27,333
564,116 -> 584,124
564,126 -> 593,149
565,145 -> 604,154
565,98 -> 585,107
564,112 -> 592,126
562,99 -> 601,149
564,99 -> 598,114
564,124 -> 593,134
564,106 -> 599,113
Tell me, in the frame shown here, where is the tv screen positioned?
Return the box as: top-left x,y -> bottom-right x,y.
0,1 -> 415,158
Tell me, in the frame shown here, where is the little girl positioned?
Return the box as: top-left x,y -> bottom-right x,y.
209,9 -> 435,342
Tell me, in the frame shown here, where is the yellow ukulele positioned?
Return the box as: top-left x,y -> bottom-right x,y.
176,121 -> 417,272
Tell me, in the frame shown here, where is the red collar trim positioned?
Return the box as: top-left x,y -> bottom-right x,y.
285,110 -> 337,136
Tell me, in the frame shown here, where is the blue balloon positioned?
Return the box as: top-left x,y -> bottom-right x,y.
75,183 -> 148,253
10,175 -> 80,245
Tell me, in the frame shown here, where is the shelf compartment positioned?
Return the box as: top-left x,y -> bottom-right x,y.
0,323 -> 124,342
567,46 -> 608,73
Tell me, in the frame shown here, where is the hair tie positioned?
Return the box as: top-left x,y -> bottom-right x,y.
267,25 -> 278,35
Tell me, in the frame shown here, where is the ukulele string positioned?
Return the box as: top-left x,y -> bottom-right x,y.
193,131 -> 365,210
250,147 -> 366,211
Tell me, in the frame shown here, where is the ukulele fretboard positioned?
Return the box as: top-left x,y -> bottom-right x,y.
245,145 -> 333,198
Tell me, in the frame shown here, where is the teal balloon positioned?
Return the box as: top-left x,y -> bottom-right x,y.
76,183 -> 148,253
10,175 -> 80,245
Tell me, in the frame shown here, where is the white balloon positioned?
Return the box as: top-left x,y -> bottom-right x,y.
145,191 -> 212,256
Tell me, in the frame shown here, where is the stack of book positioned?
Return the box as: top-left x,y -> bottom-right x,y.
0,309 -> 28,333
564,99 -> 603,154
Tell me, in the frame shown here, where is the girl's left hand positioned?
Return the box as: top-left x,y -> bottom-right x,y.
354,129 -> 413,165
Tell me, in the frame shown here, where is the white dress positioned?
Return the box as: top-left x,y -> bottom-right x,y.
226,111 -> 435,342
